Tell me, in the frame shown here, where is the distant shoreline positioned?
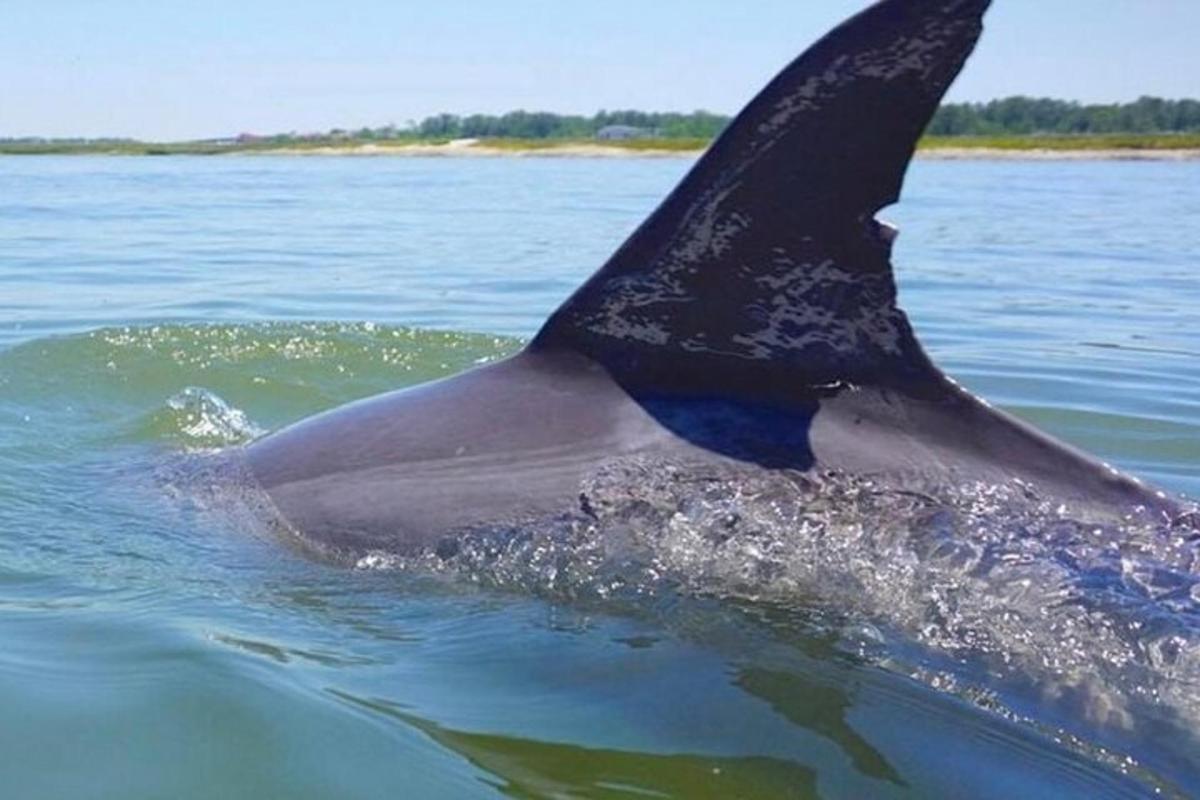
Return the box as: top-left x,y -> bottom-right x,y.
241,141 -> 698,158
3,136 -> 1199,161
233,140 -> 1200,160
916,147 -> 1200,161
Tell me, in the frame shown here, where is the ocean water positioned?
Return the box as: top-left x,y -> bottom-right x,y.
1,154 -> 1198,798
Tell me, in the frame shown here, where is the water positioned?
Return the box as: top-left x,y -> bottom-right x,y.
1,154 -> 1198,798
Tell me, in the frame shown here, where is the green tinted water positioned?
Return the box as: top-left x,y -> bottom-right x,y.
1,156 -> 1198,797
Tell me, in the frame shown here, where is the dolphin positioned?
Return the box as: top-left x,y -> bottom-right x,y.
245,0 -> 1178,560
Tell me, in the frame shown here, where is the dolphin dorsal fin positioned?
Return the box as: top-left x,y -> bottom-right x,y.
533,0 -> 990,400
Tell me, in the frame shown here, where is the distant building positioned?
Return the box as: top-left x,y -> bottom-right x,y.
596,125 -> 649,141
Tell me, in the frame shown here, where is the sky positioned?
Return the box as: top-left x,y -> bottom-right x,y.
2,1 -> 1198,141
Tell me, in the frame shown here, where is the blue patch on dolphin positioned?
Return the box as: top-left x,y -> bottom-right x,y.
245,0 -> 1181,561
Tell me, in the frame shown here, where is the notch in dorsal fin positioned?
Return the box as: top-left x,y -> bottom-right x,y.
532,0 -> 990,400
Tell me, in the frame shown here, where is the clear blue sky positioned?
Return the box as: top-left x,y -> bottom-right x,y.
3,1 -> 1197,140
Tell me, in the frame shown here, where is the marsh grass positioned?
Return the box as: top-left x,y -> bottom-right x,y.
918,133 -> 1200,151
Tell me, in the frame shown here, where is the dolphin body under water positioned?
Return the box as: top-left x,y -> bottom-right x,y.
246,0 -> 1179,560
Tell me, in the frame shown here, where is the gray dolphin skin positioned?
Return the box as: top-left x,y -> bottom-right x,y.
246,0 -> 1179,559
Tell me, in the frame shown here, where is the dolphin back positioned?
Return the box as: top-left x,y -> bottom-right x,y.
245,0 -> 1180,563
533,0 -> 991,401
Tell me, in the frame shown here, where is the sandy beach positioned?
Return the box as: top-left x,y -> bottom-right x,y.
248,138 -> 698,159
244,138 -> 1200,161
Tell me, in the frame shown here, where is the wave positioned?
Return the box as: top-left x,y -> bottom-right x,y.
0,322 -> 520,448
343,457 -> 1200,789
7,322 -> 1199,789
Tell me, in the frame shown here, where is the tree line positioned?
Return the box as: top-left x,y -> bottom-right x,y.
398,109 -> 728,140
394,96 -> 1200,140
927,96 -> 1200,136
5,96 -> 1198,147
